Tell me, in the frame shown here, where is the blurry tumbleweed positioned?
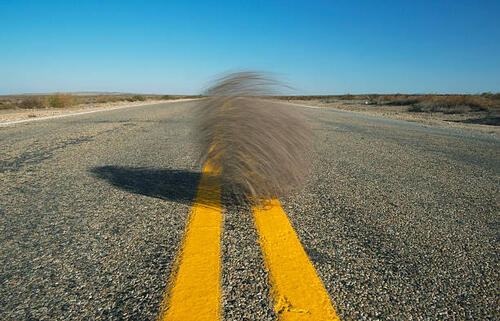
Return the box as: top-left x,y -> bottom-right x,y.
195,71 -> 313,205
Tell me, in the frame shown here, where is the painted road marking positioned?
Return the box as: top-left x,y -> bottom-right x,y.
158,158 -> 222,321
253,199 -> 340,321
159,97 -> 339,320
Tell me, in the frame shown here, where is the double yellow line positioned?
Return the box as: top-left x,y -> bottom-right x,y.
158,158 -> 223,320
253,200 -> 339,320
158,103 -> 339,321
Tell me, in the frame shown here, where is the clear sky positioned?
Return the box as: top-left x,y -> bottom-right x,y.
1,0 -> 499,95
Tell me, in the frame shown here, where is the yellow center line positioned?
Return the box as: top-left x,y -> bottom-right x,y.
253,199 -> 340,321
158,157 -> 222,321
159,97 -> 340,320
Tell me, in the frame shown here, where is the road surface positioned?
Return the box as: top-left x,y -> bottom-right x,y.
1,100 -> 498,320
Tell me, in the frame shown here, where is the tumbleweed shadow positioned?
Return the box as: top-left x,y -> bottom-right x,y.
90,166 -> 220,207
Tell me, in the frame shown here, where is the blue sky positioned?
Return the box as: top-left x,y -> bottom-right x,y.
1,0 -> 499,95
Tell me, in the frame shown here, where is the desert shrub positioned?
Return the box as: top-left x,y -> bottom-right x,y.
129,95 -> 146,102
407,104 -> 423,112
19,97 -> 45,109
46,94 -> 76,108
95,95 -> 123,103
481,92 -> 500,101
408,95 -> 493,114
460,95 -> 495,111
412,100 -> 469,114
161,95 -> 175,100
133,95 -> 146,101
381,95 -> 422,106
338,94 -> 354,100
0,102 -> 17,110
365,95 -> 378,103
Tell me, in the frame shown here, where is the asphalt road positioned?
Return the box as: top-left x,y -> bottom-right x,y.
1,100 -> 498,320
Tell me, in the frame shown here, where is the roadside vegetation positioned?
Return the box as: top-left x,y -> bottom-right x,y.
278,93 -> 499,114
4,92 -> 497,117
19,97 -> 45,109
0,93 -> 201,110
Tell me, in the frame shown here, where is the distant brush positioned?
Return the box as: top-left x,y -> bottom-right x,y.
194,71 -> 313,205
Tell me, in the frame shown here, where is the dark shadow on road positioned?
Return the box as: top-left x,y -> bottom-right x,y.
446,116 -> 500,126
90,166 -> 220,207
91,166 -> 264,209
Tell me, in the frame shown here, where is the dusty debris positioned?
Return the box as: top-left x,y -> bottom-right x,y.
194,71 -> 313,205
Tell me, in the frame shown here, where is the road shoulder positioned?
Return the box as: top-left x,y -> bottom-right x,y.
282,99 -> 500,135
0,99 -> 195,125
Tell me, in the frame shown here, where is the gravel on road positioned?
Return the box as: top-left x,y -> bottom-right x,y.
1,100 -> 498,320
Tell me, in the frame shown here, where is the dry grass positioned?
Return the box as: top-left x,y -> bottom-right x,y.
280,93 -> 499,114
378,95 -> 422,106
195,72 -> 313,205
128,95 -> 146,102
408,95 -> 496,113
94,95 -> 123,103
0,93 -> 201,110
0,101 -> 17,110
19,97 -> 45,109
46,94 -> 84,108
